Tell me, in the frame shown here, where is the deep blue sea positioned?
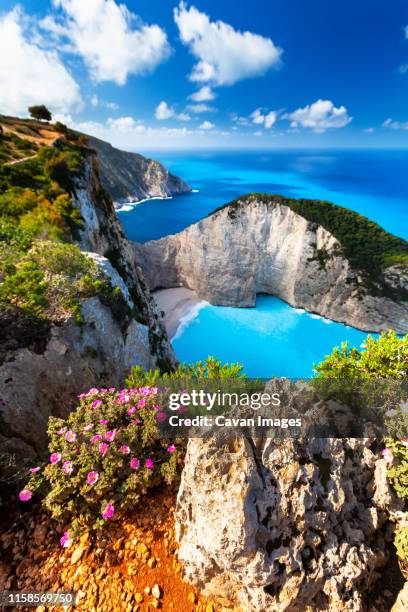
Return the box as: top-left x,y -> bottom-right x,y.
118,150 -> 406,376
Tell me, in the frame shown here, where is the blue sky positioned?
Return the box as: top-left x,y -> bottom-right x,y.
0,0 -> 408,149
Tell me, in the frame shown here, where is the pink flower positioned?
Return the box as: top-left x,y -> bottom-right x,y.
109,387 -> 116,393
50,452 -> 62,464
87,470 -> 99,485
157,412 -> 167,423
167,444 -> 176,453
99,419 -> 108,425
62,461 -> 73,475
128,406 -> 136,416
102,503 -> 115,519
30,466 -> 41,474
130,457 -> 140,470
119,445 -> 130,455
145,458 -> 154,470
57,427 -> 67,435
91,434 -> 102,443
92,400 -> 102,409
60,531 -> 72,548
131,419 -> 141,425
138,398 -> 146,409
381,448 -> 393,464
99,442 -> 109,457
87,388 -> 99,396
153,404 -> 161,411
19,489 -> 32,502
65,430 -> 76,443
401,437 -> 408,448
83,424 -> 94,431
105,430 -> 116,442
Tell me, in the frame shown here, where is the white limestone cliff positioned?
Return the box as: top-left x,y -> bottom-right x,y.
134,199 -> 408,334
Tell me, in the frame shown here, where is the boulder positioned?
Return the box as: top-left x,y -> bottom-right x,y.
176,434 -> 401,611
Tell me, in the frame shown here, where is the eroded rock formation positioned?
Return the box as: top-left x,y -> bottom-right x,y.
176,432 -> 403,611
134,198 -> 408,333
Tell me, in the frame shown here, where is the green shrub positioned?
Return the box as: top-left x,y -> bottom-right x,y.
394,525 -> 408,570
384,439 -> 408,499
0,241 -> 130,325
126,356 -> 246,386
314,331 -> 407,379
21,386 -> 184,530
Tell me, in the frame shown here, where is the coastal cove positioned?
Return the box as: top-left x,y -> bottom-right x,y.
154,289 -> 378,378
123,149 -> 407,377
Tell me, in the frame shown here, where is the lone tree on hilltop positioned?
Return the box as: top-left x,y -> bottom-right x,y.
28,105 -> 52,122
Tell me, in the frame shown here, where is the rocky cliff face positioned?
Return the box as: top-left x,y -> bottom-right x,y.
134,198 -> 408,334
0,150 -> 176,457
176,429 -> 404,611
87,135 -> 191,205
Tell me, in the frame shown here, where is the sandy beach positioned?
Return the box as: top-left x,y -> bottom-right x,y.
153,287 -> 205,340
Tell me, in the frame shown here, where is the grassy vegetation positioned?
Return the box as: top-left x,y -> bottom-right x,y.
211,194 -> 408,297
0,121 -> 132,360
0,130 -> 39,163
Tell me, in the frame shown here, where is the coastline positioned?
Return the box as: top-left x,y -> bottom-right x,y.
115,195 -> 173,212
153,287 -> 206,340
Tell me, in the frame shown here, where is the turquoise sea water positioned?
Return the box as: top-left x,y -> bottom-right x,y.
172,296 -> 377,378
118,150 -> 405,376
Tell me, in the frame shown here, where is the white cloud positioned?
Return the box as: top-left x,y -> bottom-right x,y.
0,8 -> 82,116
264,112 -> 277,129
43,0 -> 171,85
155,101 -> 191,121
251,109 -> 265,125
199,120 -> 214,129
399,64 -> 408,75
287,99 -> 352,132
53,112 -> 74,124
188,86 -> 215,102
69,116 -> 225,149
107,116 -> 144,132
174,2 -> 282,86
155,101 -> 174,120
383,118 -> 408,130
186,103 -> 215,113
364,127 -> 374,133
250,108 -> 277,129
405,25 -> 408,38
231,113 -> 249,126
90,95 -> 119,110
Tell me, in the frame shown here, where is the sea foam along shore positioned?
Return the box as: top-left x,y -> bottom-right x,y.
115,195 -> 173,212
153,287 -> 207,341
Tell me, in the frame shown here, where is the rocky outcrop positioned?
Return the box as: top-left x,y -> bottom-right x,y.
87,135 -> 191,205
0,294 -> 155,457
0,149 -> 176,457
134,198 -> 408,333
176,431 -> 402,611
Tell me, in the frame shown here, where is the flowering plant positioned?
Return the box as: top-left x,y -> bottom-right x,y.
21,386 -> 184,530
